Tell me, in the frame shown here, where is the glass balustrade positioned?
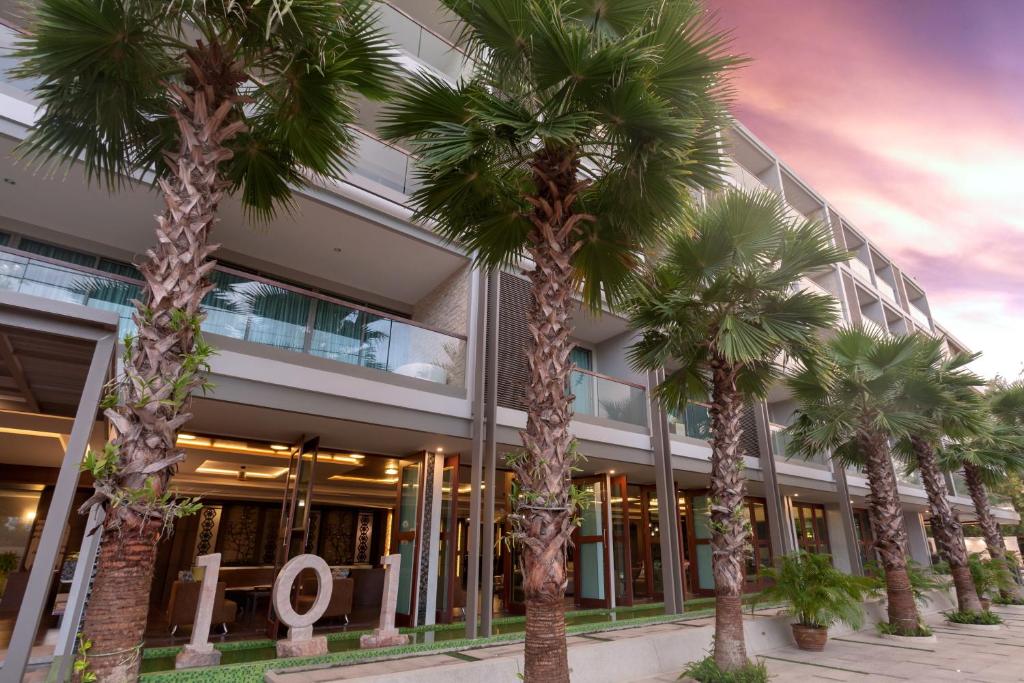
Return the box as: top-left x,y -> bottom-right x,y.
0,248 -> 466,388
377,3 -> 467,81
770,424 -> 829,468
849,258 -> 873,283
667,403 -> 711,440
876,278 -> 897,302
950,470 -> 969,498
909,303 -> 931,329
349,130 -> 418,197
570,370 -> 647,427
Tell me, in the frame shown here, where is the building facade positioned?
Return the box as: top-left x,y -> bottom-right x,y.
0,3 -> 1017,680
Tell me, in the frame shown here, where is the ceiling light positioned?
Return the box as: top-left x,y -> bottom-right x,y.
178,433 -> 197,441
437,447 -> 444,453
348,453 -> 365,460
328,474 -> 400,485
609,469 -> 615,474
385,467 -> 399,476
270,444 -> 290,451
793,493 -> 800,497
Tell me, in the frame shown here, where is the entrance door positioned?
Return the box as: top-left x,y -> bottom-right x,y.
609,475 -> 633,607
501,472 -> 526,615
267,435 -> 320,636
573,476 -> 611,608
392,460 -> 423,626
792,501 -> 831,554
686,492 -> 715,596
436,454 -> 461,623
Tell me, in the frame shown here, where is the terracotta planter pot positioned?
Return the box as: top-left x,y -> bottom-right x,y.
791,623 -> 828,651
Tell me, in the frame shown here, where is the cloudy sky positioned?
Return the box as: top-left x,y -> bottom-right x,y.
705,0 -> 1024,380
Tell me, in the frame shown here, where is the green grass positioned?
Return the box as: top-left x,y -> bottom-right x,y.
681,655 -> 770,683
944,610 -> 1003,625
875,621 -> 933,637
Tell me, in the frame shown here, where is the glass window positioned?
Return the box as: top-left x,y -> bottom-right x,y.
18,239 -> 97,268
96,258 -> 141,280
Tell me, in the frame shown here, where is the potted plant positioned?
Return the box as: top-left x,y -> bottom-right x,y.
0,551 -> 17,599
760,552 -> 872,651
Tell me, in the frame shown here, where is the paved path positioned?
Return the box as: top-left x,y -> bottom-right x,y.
632,609 -> 1024,683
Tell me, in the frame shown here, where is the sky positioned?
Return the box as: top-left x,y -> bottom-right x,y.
704,0 -> 1024,381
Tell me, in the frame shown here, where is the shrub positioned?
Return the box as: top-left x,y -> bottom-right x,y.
968,553 -> 1016,599
945,610 -> 1003,625
875,621 -> 933,637
863,558 -> 948,605
681,656 -> 770,683
758,552 -> 873,629
992,595 -> 1024,606
0,552 -> 18,574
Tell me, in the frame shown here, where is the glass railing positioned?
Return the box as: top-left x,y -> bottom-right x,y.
894,460 -> 922,489
876,278 -> 897,302
0,23 -> 35,99
909,303 -> 930,329
668,403 -> 710,440
861,317 -> 886,337
726,162 -> 769,194
349,129 -> 419,198
377,3 -> 468,81
571,369 -> 647,427
0,247 -> 467,388
950,470 -> 968,498
770,423 -> 829,468
849,258 -> 873,283
988,491 -> 1016,512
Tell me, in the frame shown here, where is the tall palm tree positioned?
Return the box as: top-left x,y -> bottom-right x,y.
627,188 -> 847,671
898,342 -> 987,613
940,387 -> 1024,601
13,1 -> 391,678
381,2 -> 740,680
987,382 -> 1024,554
787,331 -> 932,635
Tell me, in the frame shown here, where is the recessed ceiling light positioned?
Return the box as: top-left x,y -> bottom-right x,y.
385,466 -> 399,476
270,444 -> 289,451
793,493 -> 800,497
609,469 -> 615,474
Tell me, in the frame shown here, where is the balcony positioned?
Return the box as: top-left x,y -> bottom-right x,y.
0,246 -> 467,388
909,303 -> 930,329
770,423 -> 829,468
571,369 -> 647,427
668,403 -> 711,440
862,317 -> 886,338
849,258 -> 873,283
876,279 -> 897,303
377,3 -> 468,81
726,163 -> 770,195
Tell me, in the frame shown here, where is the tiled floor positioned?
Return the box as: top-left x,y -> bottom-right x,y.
633,610 -> 1024,683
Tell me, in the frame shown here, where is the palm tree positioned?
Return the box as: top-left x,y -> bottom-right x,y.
381,2 -> 740,680
13,1 -> 391,678
787,331 -> 932,635
627,188 -> 847,671
898,341 -> 987,613
940,386 -> 1024,601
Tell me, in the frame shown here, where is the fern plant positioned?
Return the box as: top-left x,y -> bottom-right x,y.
759,552 -> 873,629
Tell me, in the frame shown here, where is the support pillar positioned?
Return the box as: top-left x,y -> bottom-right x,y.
2,332 -> 114,683
649,369 -> 684,614
479,270 -> 499,636
464,269 -> 488,639
832,463 -> 864,575
752,401 -> 792,558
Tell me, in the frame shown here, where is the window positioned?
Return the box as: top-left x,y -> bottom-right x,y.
17,238 -> 97,268
791,502 -> 831,555
570,346 -> 594,415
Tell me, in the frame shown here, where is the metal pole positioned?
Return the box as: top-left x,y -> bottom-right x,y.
479,270 -> 499,636
464,270 -> 487,639
649,369 -> 683,614
2,332 -> 113,683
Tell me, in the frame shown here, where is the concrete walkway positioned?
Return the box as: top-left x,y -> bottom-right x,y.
633,608 -> 1024,683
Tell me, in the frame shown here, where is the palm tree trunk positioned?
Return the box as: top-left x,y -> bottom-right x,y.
911,436 -> 982,613
514,146 -> 589,683
708,357 -> 749,671
81,43 -> 244,682
963,463 -> 1016,601
860,432 -> 920,633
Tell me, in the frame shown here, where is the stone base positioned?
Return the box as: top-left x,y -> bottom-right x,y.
945,620 -> 1003,631
360,630 -> 410,649
276,635 -> 328,659
175,644 -> 222,669
879,632 -> 938,644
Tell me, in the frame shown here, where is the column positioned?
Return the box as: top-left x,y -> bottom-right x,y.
479,271 -> 499,636
832,464 -> 864,575
752,401 -> 792,558
649,369 -> 684,614
904,511 -> 933,567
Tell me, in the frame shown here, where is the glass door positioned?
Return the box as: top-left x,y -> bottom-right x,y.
573,476 -> 611,608
267,436 -> 319,637
686,492 -> 715,596
436,454 -> 461,623
743,499 -> 773,592
501,472 -> 526,615
609,475 -> 633,607
392,460 -> 422,626
792,502 -> 831,555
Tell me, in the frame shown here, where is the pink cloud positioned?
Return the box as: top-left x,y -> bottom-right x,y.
706,0 -> 1024,379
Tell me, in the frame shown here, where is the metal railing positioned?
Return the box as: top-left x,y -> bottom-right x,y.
570,368 -> 647,427
0,246 -> 467,388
